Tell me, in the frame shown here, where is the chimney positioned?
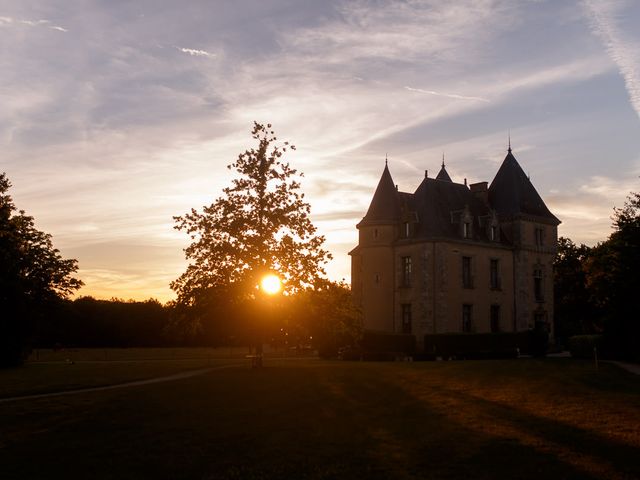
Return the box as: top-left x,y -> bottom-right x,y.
469,181 -> 489,204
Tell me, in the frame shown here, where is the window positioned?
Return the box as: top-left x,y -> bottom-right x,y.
374,228 -> 379,239
402,256 -> 412,287
374,273 -> 380,285
490,225 -> 497,241
463,222 -> 471,239
462,256 -> 473,288
403,222 -> 410,238
490,259 -> 500,289
535,227 -> 544,246
462,304 -> 473,332
401,304 -> 412,334
534,268 -> 544,302
490,305 -> 500,333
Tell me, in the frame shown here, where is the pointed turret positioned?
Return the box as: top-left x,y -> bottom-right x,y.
359,163 -> 401,226
488,149 -> 560,224
435,156 -> 452,182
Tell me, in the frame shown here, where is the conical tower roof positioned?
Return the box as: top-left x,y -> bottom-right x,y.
435,159 -> 452,182
488,150 -> 560,224
359,163 -> 401,226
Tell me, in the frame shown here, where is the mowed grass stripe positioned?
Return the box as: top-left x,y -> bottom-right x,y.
1,358 -> 639,479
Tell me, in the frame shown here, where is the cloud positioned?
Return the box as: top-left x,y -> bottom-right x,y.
582,0 -> 640,118
19,19 -> 49,27
0,15 -> 68,32
404,86 -> 489,102
547,174 -> 640,245
2,1 -> 636,300
176,47 -> 216,58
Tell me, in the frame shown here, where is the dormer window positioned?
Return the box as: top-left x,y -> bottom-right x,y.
403,222 -> 410,238
490,225 -> 497,241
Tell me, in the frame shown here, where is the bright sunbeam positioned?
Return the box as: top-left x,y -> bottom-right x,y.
260,274 -> 282,295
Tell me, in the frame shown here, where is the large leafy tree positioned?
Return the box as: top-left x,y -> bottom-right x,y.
585,191 -> 640,359
1,172 -> 83,366
553,237 -> 595,345
300,280 -> 362,358
171,123 -> 331,318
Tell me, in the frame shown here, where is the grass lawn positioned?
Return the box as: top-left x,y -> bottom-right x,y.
1,356 -> 639,479
1,348 -> 254,399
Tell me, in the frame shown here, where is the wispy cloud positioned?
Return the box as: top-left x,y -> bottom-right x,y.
547,174 -> 640,244
404,86 -> 489,102
19,19 -> 49,26
0,15 -> 68,32
176,47 -> 216,58
582,0 -> 640,118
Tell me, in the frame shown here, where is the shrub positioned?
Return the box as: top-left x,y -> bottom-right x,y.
423,332 -> 535,359
569,335 -> 603,359
361,331 -> 416,355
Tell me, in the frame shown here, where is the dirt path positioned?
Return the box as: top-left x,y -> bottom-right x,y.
0,364 -> 238,404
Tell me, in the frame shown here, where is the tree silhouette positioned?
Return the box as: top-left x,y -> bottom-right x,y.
553,237 -> 595,345
171,122 -> 331,314
585,191 -> 640,360
1,172 -> 83,366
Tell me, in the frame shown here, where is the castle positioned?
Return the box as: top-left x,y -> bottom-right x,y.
350,147 -> 560,349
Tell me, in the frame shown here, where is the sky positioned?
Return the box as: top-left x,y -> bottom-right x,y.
1,0 -> 639,303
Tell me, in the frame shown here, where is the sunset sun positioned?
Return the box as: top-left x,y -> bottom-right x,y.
260,274 -> 282,296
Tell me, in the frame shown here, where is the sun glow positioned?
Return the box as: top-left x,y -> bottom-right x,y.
260,274 -> 282,295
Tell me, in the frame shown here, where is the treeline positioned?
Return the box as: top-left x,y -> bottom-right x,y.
34,280 -> 361,354
37,297 -> 171,348
554,192 -> 639,361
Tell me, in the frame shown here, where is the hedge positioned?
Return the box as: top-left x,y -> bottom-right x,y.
423,331 -> 547,359
361,331 -> 416,355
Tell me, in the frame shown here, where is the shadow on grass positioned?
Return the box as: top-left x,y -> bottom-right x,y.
1,361 -> 638,480
329,367 -> 610,480
420,383 -> 640,479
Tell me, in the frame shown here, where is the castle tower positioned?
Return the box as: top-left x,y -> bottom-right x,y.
350,163 -> 400,332
488,148 -> 561,335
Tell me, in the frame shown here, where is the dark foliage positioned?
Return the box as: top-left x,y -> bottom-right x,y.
298,280 -> 362,358
37,297 -> 172,348
361,331 -> 417,356
0,173 -> 82,366
568,335 -> 603,359
555,191 -> 639,361
585,191 -> 640,361
553,237 -> 595,345
423,331 -> 543,359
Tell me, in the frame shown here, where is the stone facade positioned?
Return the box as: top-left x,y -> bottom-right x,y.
350,149 -> 560,349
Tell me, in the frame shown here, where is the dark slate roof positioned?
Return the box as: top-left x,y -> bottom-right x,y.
358,164 -> 401,226
488,151 -> 560,224
412,178 -> 492,240
435,164 -> 452,182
